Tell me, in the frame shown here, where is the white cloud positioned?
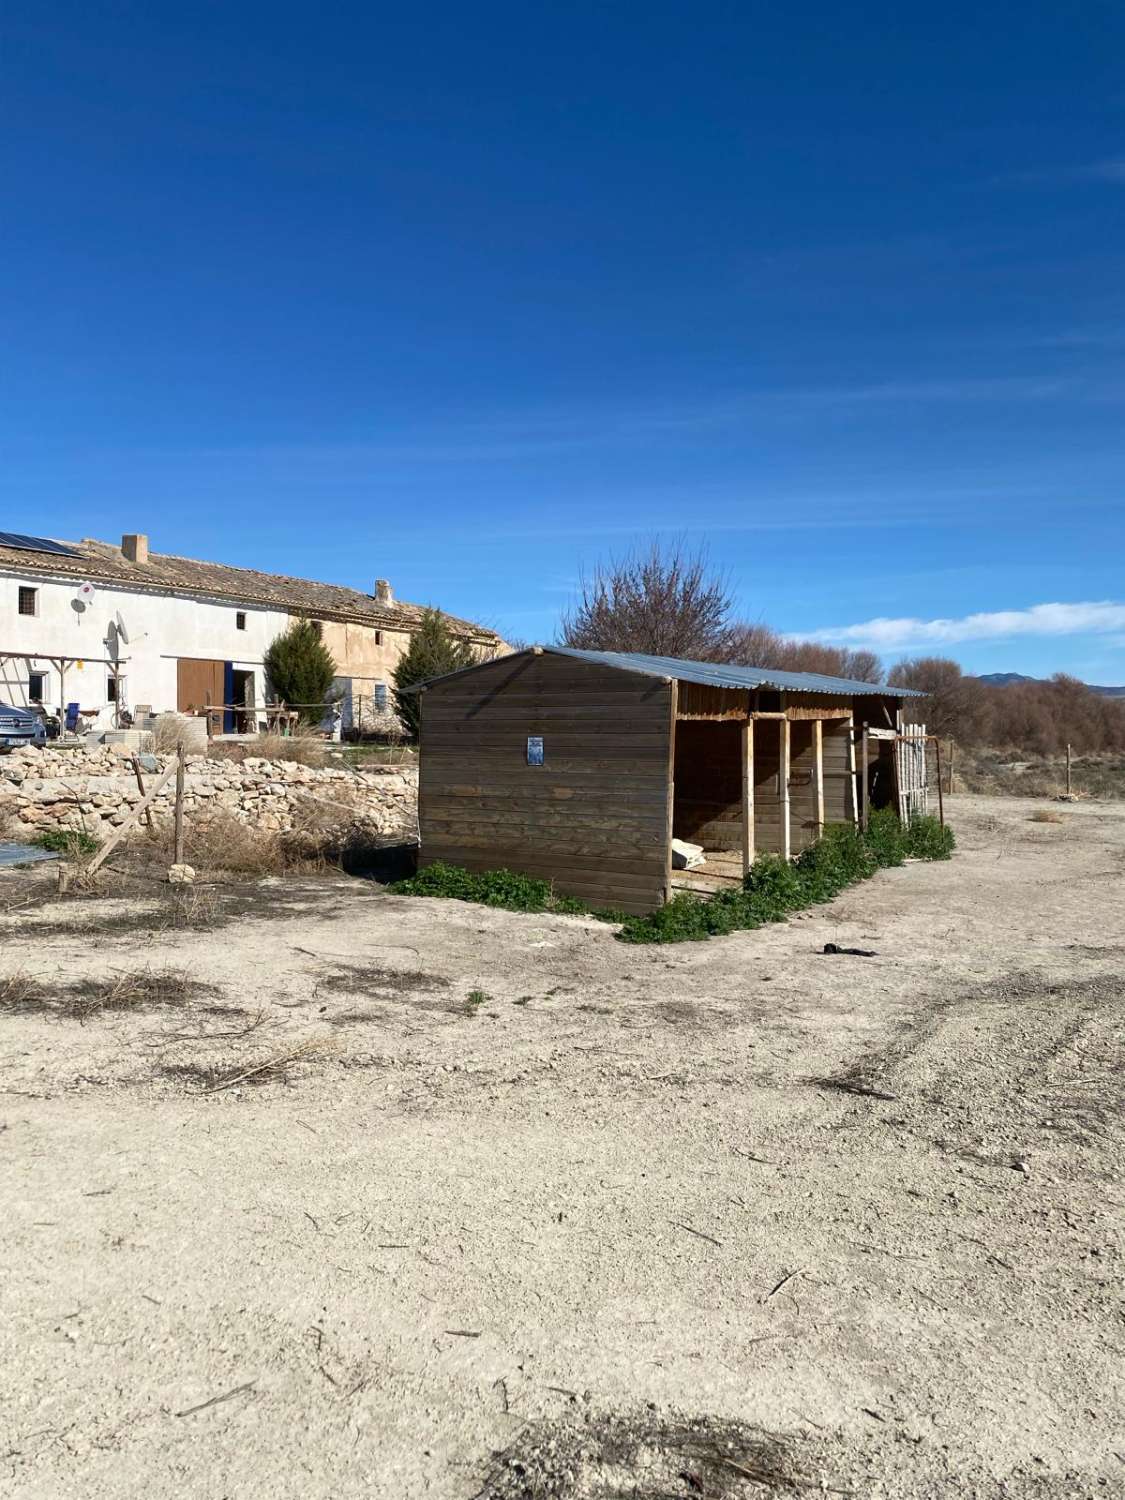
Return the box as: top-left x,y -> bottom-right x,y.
801,601 -> 1125,651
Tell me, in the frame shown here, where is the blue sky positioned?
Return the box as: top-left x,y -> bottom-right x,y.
3,2 -> 1124,680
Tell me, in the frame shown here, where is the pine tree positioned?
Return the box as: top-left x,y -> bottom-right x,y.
393,608 -> 477,738
263,619 -> 338,724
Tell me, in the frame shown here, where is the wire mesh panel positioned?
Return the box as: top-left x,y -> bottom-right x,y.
897,724 -> 929,822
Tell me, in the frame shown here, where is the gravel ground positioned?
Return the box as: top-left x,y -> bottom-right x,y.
0,794 -> 1122,1499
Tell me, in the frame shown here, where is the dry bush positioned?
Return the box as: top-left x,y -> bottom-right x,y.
1030,808 -> 1064,824
182,811 -> 284,875
162,882 -> 221,928
209,729 -> 328,767
152,715 -> 203,753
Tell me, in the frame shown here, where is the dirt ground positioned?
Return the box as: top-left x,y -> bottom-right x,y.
1,794 -> 1122,1499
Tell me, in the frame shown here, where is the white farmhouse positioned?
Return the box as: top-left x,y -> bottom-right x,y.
0,529 -> 501,733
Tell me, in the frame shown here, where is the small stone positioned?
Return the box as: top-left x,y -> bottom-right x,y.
167,863 -> 196,885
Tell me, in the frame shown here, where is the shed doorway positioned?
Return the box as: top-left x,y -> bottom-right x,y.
670,718 -> 792,894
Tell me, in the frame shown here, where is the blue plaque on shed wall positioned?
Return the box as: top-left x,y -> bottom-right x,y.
527,736 -> 544,765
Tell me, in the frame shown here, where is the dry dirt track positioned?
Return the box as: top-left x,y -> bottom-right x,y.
1,794 -> 1122,1499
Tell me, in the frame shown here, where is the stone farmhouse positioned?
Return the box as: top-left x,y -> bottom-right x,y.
0,529 -> 501,734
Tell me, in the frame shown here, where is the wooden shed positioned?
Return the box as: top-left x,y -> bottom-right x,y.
415,647 -> 924,915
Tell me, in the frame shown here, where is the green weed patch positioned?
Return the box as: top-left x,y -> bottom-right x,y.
392,812 -> 954,945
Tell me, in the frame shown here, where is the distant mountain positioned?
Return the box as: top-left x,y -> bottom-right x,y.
977,671 -> 1125,697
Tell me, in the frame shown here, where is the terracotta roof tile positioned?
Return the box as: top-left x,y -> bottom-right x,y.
0,536 -> 498,641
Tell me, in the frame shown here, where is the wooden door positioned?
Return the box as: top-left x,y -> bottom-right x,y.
177,658 -> 225,716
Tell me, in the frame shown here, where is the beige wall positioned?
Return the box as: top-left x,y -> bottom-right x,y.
317,620 -> 414,680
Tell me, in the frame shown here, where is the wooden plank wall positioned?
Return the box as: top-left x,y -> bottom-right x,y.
821,719 -> 852,824
418,653 -> 673,915
752,720 -> 784,854
672,719 -> 742,849
788,722 -> 819,852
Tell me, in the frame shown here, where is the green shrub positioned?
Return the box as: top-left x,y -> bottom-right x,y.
863,806 -> 909,867
395,813 -> 955,945
32,828 -> 99,857
390,861 -> 619,918
903,813 -> 956,861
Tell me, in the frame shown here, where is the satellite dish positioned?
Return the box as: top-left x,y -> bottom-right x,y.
115,611 -> 130,644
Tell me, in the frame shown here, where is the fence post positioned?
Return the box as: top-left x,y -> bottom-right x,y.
1066,741 -> 1072,796
174,745 -> 186,864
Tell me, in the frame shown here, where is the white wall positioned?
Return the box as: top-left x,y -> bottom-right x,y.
1,566 -> 291,724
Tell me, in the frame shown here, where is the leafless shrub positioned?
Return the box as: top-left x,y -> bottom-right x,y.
182,812 -> 283,876
1030,808 -> 1064,824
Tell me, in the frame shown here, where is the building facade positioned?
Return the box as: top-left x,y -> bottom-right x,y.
0,530 -> 500,733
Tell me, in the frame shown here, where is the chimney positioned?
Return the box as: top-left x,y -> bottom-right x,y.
374,578 -> 393,605
121,533 -> 149,564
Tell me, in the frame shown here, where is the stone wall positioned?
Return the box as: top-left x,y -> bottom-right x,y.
0,745 -> 418,841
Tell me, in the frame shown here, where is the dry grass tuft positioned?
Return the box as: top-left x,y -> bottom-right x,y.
151,715 -> 203,754
209,729 -> 329,768
160,1036 -> 336,1093
161,882 -> 221,928
474,1410 -> 800,1499
0,966 -> 221,1022
0,971 -> 45,1011
1030,808 -> 1064,824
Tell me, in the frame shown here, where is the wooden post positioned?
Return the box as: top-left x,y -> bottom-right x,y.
83,758 -> 180,876
1066,741 -> 1072,796
741,719 -> 754,874
860,722 -> 869,832
934,736 -> 945,828
846,713 -> 858,828
813,719 -> 825,840
948,738 -> 955,796
780,717 -> 791,860
131,754 -> 157,836
58,660 -> 67,741
174,745 -> 186,865
663,680 -> 678,903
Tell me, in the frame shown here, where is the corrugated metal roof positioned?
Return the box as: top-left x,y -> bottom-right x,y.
545,647 -> 922,697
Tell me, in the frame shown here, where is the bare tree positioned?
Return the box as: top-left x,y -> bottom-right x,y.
887,656 -> 978,738
560,542 -> 738,659
724,623 -> 884,683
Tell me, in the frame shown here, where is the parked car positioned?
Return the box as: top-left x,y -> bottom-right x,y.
0,703 -> 48,752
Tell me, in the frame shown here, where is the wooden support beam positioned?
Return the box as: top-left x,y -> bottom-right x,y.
741,719 -> 754,874
174,745 -> 186,865
814,720 -> 824,840
780,716 -> 791,861
846,713 -> 858,828
131,754 -> 157,837
663,679 -> 678,904
860,722 -> 870,832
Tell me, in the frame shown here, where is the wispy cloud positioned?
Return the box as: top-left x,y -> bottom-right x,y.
1006,158 -> 1125,187
801,601 -> 1125,651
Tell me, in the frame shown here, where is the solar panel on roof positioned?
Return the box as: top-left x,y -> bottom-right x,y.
0,531 -> 82,558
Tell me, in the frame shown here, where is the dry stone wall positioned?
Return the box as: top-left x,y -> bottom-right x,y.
0,745 -> 418,840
